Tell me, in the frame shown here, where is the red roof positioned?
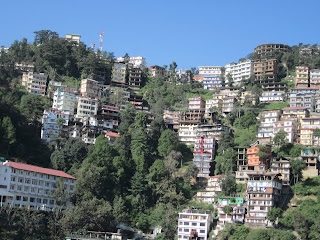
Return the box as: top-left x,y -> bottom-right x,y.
283,107 -> 307,110
5,161 -> 76,180
105,132 -> 120,138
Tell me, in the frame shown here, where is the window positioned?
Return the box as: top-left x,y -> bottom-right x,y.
43,199 -> 48,204
11,176 -> 16,182
10,185 -> 15,190
16,196 -> 21,201
49,200 -> 54,205
30,197 -> 35,202
23,196 -> 28,202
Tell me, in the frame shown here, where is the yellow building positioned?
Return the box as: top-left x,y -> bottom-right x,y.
300,128 -> 313,146
295,66 -> 309,87
21,72 -> 48,96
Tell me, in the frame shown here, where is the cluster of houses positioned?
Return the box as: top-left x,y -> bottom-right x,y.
4,38 -> 320,238
178,141 -> 293,239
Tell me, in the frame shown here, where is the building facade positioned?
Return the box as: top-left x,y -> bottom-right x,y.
193,135 -> 215,178
21,72 -> 48,96
0,160 -> 75,210
80,78 -> 99,98
225,60 -> 253,86
177,208 -> 211,240
246,173 -> 282,225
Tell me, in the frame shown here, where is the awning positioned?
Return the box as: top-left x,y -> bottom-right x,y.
0,189 -> 14,197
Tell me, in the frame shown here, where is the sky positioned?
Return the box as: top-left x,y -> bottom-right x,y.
1,0 -> 320,69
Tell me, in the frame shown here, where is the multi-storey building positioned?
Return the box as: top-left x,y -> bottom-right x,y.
216,197 -> 245,228
225,59 -> 253,86
97,105 -> 120,128
163,110 -> 180,131
193,135 -> 215,178
80,78 -> 99,98
310,69 -> 320,88
0,160 -> 75,210
205,99 -> 222,118
288,92 -> 315,112
178,123 -> 199,145
128,68 -> 143,92
196,124 -> 229,141
295,66 -> 309,88
282,107 -> 309,120
246,172 -> 282,225
301,149 -> 319,178
257,110 -> 282,144
299,117 -> 320,146
272,119 -> 297,143
259,91 -> 284,103
112,62 -> 127,84
76,96 -> 99,118
235,142 -> 271,183
254,59 -> 277,81
177,208 -> 211,240
270,157 -> 291,185
196,175 -> 223,203
189,96 -> 205,110
148,65 -> 166,77
247,142 -> 271,167
41,109 -> 70,142
65,34 -> 81,45
199,66 -> 223,90
52,88 -> 77,114
254,43 -> 291,58
21,72 -> 48,96
129,56 -> 147,69
203,76 -> 222,90
222,97 -> 236,113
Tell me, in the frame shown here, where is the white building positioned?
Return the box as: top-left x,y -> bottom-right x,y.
0,160 -> 75,210
273,119 -> 297,143
52,88 -> 77,114
198,66 -> 223,90
225,59 -> 253,86
177,208 -> 211,240
76,96 -> 99,118
41,109 -> 70,142
178,124 -> 198,145
259,91 -> 284,103
310,69 -> 320,87
246,173 -> 282,225
257,110 -> 282,144
205,99 -> 222,118
196,175 -> 223,203
129,56 -> 147,69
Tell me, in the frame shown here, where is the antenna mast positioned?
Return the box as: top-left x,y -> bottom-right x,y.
99,30 -> 104,53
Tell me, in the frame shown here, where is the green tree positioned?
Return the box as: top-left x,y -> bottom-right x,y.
273,130 -> 287,150
157,129 -> 180,157
1,116 -> 16,155
34,30 -> 59,45
118,104 -> 135,135
291,158 -> 306,184
222,206 -> 233,214
221,175 -> 237,196
239,111 -> 257,132
267,207 -> 283,224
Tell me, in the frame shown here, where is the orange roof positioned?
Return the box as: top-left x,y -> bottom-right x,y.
5,161 -> 76,179
105,132 -> 120,138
